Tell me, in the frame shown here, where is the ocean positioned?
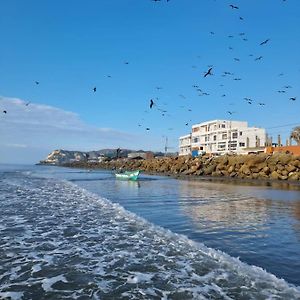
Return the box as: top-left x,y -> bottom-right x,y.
0,164 -> 300,299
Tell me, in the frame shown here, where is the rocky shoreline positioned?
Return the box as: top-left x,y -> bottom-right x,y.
61,152 -> 300,183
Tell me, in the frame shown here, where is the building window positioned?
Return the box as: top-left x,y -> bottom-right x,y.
222,124 -> 226,128
222,133 -> 227,139
239,142 -> 245,147
232,132 -> 238,139
193,138 -> 199,143
218,144 -> 226,150
240,131 -> 243,136
213,135 -> 217,141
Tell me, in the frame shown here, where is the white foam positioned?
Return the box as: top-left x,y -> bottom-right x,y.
0,292 -> 24,300
41,275 -> 68,292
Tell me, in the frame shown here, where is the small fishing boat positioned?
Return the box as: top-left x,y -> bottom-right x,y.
115,170 -> 140,181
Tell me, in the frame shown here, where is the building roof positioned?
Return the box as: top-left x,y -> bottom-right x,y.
191,119 -> 248,128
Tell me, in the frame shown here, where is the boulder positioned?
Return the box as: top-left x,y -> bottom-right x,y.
270,171 -> 280,180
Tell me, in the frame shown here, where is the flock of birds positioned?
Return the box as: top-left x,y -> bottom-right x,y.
141,1 -> 298,132
1,1 -> 298,138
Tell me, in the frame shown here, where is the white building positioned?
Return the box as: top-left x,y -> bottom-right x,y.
179,120 -> 266,156
179,134 -> 192,156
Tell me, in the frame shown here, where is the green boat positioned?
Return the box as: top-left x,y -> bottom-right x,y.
115,170 -> 140,181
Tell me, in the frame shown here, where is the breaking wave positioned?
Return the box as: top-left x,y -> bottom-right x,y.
0,172 -> 299,299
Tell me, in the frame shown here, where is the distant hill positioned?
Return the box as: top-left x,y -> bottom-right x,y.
39,148 -> 165,165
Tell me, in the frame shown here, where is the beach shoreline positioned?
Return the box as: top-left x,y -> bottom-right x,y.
42,152 -> 300,190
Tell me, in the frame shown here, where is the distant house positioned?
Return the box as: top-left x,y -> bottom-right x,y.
128,152 -> 154,160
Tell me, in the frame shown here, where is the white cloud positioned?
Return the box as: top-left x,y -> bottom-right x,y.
0,96 -> 140,163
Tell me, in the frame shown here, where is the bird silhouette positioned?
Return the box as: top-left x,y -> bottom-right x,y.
239,16 -> 244,20
204,67 -> 213,77
258,102 -> 265,106
35,81 -> 39,85
227,111 -> 235,115
290,97 -> 297,101
255,56 -> 263,61
150,99 -> 154,109
124,61 -> 129,64
25,102 -> 31,106
3,110 -> 7,114
146,128 -> 150,131
229,4 -> 239,9
234,58 -> 240,62
260,39 -> 270,45
93,87 -> 97,92
185,123 -> 189,126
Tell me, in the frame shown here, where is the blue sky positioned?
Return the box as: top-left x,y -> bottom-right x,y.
0,0 -> 299,163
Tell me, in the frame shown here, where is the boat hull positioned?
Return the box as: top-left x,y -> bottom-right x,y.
115,170 -> 140,181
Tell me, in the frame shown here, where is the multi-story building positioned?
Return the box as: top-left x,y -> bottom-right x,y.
179,133 -> 192,156
179,120 -> 266,156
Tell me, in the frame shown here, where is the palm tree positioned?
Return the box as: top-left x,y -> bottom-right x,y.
290,126 -> 300,145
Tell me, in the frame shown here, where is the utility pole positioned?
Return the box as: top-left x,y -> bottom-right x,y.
228,120 -> 232,153
164,136 -> 168,156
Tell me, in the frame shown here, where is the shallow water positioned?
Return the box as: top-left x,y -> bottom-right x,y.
1,164 -> 300,299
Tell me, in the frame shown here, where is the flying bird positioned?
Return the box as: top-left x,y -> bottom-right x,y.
204,67 -> 213,77
146,128 -> 150,131
290,97 -> 297,101
255,56 -> 263,61
25,101 -> 31,106
35,81 -> 39,85
227,111 -> 235,115
260,39 -> 270,45
150,99 -> 154,109
258,102 -> 265,106
3,110 -> 7,114
93,87 -> 97,92
229,4 -> 239,9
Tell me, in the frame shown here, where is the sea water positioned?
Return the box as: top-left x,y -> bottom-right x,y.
0,164 -> 300,299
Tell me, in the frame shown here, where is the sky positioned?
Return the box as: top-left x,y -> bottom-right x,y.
0,0 -> 299,163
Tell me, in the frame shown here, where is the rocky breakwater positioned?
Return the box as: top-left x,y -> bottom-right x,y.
66,152 -> 300,182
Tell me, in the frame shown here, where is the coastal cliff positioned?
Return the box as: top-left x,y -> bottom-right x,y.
63,152 -> 300,181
